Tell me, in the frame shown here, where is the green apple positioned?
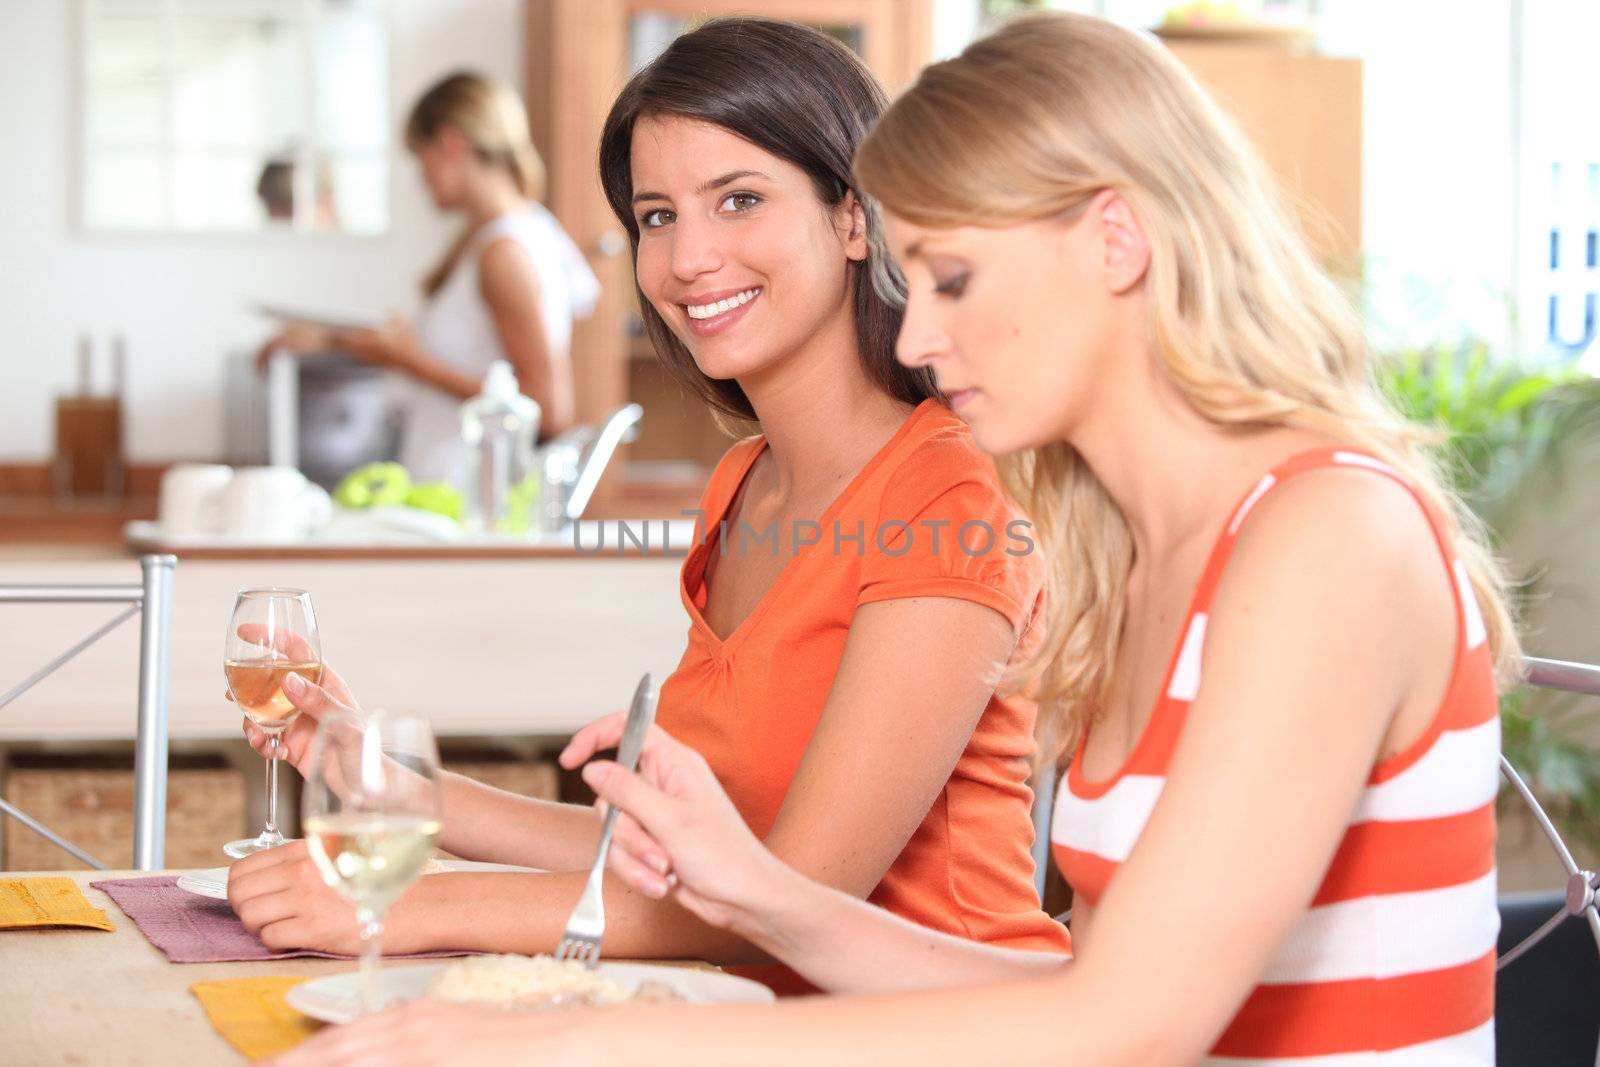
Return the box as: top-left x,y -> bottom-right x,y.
504,474 -> 541,535
334,462 -> 412,508
405,481 -> 463,522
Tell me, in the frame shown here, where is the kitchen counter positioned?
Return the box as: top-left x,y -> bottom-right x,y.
0,495 -> 157,544
122,518 -> 700,561
1,548 -> 691,743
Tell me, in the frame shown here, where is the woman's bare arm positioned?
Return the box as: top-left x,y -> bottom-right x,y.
479,237 -> 574,438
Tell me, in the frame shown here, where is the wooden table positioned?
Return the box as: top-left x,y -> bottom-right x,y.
3,870 -> 717,1065
2,869 -> 384,1064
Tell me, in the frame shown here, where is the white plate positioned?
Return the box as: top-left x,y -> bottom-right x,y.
175,869 -> 231,900
253,301 -> 384,333
286,961 -> 775,1024
174,860 -> 537,901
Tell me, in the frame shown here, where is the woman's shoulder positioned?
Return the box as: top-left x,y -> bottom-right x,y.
713,432 -> 768,477
872,400 -> 1016,517
472,208 -> 563,261
689,432 -> 768,516
1240,446 -> 1448,557
1214,447 -> 1459,640
856,401 -> 1044,629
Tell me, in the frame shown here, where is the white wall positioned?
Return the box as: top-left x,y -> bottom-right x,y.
0,0 -> 523,461
1070,0 -> 1519,352
1316,0 -> 1516,353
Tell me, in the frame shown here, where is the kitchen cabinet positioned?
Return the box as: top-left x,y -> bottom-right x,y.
1163,39 -> 1363,274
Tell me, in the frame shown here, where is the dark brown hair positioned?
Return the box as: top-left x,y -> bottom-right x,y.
598,17 -> 936,422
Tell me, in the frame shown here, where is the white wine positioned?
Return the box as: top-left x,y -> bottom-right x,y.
225,659 -> 322,730
304,812 -> 442,913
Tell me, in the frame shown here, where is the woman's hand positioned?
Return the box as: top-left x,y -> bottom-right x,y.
332,315 -> 422,372
235,671 -> 354,779
261,999 -> 633,1066
230,631 -> 361,780
558,719 -> 795,940
227,840 -> 374,954
253,323 -> 333,371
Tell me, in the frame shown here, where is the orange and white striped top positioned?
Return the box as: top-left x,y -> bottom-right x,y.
1051,449 -> 1500,1064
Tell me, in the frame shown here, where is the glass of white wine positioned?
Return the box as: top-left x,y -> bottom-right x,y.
224,587 -> 322,858
302,708 -> 443,1014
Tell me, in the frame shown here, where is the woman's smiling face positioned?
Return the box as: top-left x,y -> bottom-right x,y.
628,114 -> 867,386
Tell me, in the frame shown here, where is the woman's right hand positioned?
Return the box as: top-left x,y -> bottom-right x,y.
253,323 -> 333,371
558,719 -> 794,939
230,622 -> 361,778
235,667 -> 357,777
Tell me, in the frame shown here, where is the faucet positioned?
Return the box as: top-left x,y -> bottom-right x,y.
542,403 -> 643,525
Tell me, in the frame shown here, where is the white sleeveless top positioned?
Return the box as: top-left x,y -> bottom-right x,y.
399,205 -> 600,483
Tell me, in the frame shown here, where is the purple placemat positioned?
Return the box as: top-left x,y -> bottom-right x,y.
89,877 -> 474,964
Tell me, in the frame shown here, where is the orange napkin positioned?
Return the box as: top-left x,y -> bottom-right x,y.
190,976 -> 322,1061
0,877 -> 115,930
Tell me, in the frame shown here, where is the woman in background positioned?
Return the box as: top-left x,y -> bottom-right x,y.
259,71 -> 598,481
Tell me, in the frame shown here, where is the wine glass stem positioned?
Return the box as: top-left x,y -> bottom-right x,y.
263,736 -> 280,838
358,910 -> 384,1014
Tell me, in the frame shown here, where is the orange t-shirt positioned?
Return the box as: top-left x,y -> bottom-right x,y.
657,399 -> 1071,993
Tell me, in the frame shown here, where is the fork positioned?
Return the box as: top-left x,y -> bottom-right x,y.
555,673 -> 659,967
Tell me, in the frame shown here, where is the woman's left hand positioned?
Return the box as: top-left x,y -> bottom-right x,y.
227,841 -> 373,955
261,999 -> 626,1066
334,315 -> 421,371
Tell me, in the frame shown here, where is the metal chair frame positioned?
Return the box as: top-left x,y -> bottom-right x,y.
0,554 -> 175,871
1502,656 -> 1600,1067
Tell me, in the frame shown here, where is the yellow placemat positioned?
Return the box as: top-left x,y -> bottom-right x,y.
0,877 -> 115,931
191,976 -> 322,1062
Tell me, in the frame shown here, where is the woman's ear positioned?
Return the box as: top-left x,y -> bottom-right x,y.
837,192 -> 870,263
435,125 -> 472,162
1092,189 -> 1151,294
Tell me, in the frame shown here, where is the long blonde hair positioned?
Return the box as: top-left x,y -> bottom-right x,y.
406,72 -> 546,296
854,12 -> 1521,758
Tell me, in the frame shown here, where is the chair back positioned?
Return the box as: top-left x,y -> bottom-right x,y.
1496,657 -> 1600,1066
0,555 -> 175,870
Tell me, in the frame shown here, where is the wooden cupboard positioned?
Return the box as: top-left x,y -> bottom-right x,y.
1163,38 -> 1364,274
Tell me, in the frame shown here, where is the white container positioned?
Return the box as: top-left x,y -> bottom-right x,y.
460,360 -> 541,535
158,463 -> 234,540
219,466 -> 333,543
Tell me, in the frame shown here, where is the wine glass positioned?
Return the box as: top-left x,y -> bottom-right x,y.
302,708 -> 443,1014
224,588 -> 322,858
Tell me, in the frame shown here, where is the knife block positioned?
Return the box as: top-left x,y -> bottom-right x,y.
53,395 -> 124,497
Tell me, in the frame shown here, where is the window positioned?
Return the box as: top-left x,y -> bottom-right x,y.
79,0 -> 390,234
1516,0 -> 1599,361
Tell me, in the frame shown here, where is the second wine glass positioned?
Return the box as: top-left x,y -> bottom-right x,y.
224,587 -> 322,859
302,708 -> 443,1014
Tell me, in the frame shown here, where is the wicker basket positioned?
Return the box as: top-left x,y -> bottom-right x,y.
2,753 -> 246,871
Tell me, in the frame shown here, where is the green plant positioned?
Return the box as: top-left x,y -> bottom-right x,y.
1377,341 -> 1600,845
1499,688 -> 1600,846
980,0 -> 1051,21
1378,341 -> 1600,526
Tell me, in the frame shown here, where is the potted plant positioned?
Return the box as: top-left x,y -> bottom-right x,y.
1378,341 -> 1600,856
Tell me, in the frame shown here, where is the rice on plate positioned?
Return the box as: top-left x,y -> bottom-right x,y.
426,954 -> 682,1009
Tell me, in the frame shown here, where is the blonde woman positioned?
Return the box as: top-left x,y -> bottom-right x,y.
259,72 -> 598,480
275,13 -> 1516,1067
